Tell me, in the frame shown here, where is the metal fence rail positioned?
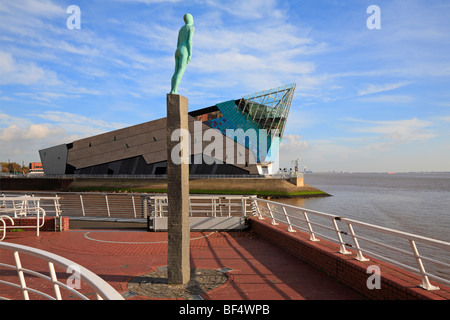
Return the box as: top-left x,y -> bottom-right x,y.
0,191 -> 256,221
1,192 -> 149,221
1,215 -> 14,241
150,195 -> 256,218
0,195 -> 50,237
253,197 -> 450,291
1,194 -> 61,217
0,241 -> 124,300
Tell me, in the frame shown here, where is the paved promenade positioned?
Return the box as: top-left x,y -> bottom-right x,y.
0,220 -> 365,301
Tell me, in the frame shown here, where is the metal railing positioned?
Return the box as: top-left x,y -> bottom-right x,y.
150,195 -> 256,218
0,241 -> 124,300
0,195 -> 50,237
0,191 -> 256,221
1,215 -> 14,241
253,197 -> 450,291
2,192 -> 146,221
9,173 -> 303,180
1,194 -> 61,217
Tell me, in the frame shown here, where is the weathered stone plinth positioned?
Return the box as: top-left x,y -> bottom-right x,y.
127,267 -> 228,299
166,94 -> 190,285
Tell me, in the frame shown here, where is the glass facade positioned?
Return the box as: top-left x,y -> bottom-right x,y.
194,83 -> 296,165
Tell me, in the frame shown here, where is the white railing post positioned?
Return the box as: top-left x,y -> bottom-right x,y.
36,208 -> 40,236
332,218 -> 351,254
12,199 -> 18,218
253,199 -> 264,220
105,195 -> 111,217
266,203 -> 278,225
409,240 -> 439,290
158,197 -> 162,217
79,195 -> 86,216
346,223 -> 369,261
54,194 -> 61,217
282,207 -> 296,232
303,211 -> 319,242
48,262 -> 62,300
14,251 -> 29,300
131,196 -> 137,218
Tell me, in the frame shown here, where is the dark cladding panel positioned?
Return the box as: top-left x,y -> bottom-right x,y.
39,144 -> 69,175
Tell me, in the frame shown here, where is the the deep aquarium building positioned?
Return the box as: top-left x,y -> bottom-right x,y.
39,83 -> 296,176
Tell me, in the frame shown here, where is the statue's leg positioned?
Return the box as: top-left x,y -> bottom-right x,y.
170,53 -> 181,94
171,47 -> 188,94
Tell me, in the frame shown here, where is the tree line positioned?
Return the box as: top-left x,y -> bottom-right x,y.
0,162 -> 30,174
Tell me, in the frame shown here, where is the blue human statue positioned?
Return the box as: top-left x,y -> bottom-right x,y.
170,13 -> 195,95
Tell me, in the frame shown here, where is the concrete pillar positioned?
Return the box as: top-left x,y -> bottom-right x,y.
166,94 -> 190,285
289,174 -> 304,187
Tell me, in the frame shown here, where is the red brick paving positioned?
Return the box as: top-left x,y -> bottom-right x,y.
0,228 -> 365,300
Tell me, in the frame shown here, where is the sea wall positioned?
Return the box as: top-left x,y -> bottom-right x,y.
0,178 -> 74,191
0,177 -> 327,198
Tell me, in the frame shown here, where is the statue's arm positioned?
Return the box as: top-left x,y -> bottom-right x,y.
187,27 -> 194,63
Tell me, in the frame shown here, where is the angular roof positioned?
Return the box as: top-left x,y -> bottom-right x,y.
239,83 -> 296,139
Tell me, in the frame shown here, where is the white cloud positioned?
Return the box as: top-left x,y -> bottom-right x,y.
0,111 -> 130,162
0,113 -> 72,162
203,0 -> 284,19
356,95 -> 415,104
0,51 -> 60,86
0,0 -> 64,17
278,134 -> 310,167
281,134 -> 310,150
0,124 -> 65,142
117,0 -> 181,4
357,82 -> 413,96
349,118 -> 435,151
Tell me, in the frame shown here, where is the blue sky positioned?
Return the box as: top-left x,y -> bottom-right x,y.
1,0 -> 449,172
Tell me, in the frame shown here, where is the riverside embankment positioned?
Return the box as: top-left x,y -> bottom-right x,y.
0,177 -> 329,198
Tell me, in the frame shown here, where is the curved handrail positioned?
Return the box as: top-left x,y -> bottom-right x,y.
0,242 -> 124,300
0,215 -> 14,241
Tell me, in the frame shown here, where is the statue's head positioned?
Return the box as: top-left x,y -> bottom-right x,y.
184,13 -> 194,25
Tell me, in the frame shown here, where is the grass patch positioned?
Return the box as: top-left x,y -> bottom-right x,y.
68,186 -> 329,198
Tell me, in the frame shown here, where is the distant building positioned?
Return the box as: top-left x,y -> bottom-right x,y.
39,84 -> 296,176
28,162 -> 44,175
